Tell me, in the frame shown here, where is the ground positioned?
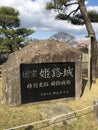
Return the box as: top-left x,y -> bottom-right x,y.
0,78 -> 98,130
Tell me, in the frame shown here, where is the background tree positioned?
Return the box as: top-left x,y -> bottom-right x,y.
0,6 -> 34,54
46,0 -> 98,84
50,32 -> 76,46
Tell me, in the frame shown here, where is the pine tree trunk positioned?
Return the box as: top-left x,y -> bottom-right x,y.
78,0 -> 98,83
91,36 -> 97,83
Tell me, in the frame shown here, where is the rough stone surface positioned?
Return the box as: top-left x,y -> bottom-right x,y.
40,104 -> 76,125
2,39 -> 82,106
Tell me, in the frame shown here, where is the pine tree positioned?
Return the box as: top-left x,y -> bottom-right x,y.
0,6 -> 34,54
46,0 -> 98,84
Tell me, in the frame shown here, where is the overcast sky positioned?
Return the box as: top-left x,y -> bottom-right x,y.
0,0 -> 98,40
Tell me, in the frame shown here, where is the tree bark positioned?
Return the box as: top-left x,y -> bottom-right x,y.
78,0 -> 98,83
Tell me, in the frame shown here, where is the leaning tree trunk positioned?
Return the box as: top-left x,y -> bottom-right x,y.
78,0 -> 98,84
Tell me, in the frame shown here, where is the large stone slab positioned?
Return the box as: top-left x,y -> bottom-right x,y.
2,39 -> 82,106
40,104 -> 76,125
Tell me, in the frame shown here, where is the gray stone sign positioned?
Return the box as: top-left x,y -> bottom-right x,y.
2,39 -> 82,106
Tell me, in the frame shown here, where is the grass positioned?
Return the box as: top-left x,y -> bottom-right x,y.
0,78 -> 98,130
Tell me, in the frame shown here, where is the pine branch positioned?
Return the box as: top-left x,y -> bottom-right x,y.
63,1 -> 78,7
67,6 -> 79,17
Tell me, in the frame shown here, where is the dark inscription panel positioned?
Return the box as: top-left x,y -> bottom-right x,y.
20,62 -> 75,104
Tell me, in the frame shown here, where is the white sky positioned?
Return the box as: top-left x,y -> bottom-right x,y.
0,0 -> 98,40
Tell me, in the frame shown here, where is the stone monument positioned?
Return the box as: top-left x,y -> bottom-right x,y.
2,39 -> 82,106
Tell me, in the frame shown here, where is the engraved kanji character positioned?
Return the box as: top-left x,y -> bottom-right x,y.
39,82 -> 43,88
40,68 -> 51,79
60,91 -> 63,94
53,91 -> 56,95
51,81 -> 56,86
52,68 -> 62,78
66,80 -> 71,85
61,80 -> 66,86
27,83 -> 32,89
43,93 -> 46,96
63,91 -> 66,94
48,92 -> 52,95
30,70 -> 37,77
56,81 -> 61,86
40,93 -> 44,96
22,70 -> 30,78
55,91 -> 59,95
33,83 -> 38,88
43,82 -> 49,87
63,66 -> 73,77
67,90 -> 69,94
